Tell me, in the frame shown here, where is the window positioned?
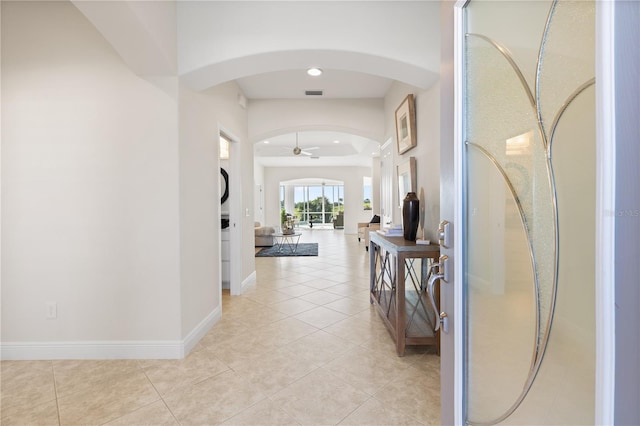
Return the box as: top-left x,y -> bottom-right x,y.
281,183 -> 344,226
280,186 -> 285,211
363,177 -> 372,210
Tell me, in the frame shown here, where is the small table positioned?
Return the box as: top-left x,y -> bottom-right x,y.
271,232 -> 302,253
369,232 -> 441,356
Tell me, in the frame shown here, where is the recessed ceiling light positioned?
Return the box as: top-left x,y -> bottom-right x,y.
263,141 -> 270,144
307,67 -> 323,77
333,140 -> 340,144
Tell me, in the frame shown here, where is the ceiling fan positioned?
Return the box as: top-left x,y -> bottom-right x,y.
290,133 -> 319,156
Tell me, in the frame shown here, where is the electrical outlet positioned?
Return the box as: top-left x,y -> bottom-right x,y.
46,302 -> 57,319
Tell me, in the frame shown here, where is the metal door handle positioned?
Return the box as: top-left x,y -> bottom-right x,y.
427,255 -> 450,333
427,272 -> 443,331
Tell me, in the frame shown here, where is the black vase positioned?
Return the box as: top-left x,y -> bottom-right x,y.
403,192 -> 420,241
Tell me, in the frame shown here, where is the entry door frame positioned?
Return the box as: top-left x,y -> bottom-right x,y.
440,0 -> 616,424
438,2 -> 464,424
594,1 -> 616,423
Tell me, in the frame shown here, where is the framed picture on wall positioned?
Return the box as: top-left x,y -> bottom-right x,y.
395,94 -> 417,154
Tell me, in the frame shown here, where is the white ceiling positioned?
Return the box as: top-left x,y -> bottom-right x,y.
253,130 -> 380,168
236,69 -> 394,99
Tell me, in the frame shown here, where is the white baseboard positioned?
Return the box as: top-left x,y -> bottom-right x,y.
240,271 -> 256,294
1,305 -> 222,361
182,304 -> 221,356
0,340 -> 183,360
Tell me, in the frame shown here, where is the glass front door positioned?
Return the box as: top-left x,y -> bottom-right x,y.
462,1 -> 596,423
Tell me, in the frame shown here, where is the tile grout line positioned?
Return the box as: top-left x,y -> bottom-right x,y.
138,361 -> 181,425
51,360 -> 62,426
335,395 -> 377,425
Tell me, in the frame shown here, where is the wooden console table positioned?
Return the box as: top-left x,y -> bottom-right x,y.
369,231 -> 441,356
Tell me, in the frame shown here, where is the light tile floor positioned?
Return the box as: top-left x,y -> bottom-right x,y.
1,229 -> 440,425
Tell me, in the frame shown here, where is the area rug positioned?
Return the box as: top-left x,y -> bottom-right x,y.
256,243 -> 318,257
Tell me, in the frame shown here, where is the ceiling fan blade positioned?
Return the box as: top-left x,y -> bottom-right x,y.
301,150 -> 313,156
304,147 -> 320,151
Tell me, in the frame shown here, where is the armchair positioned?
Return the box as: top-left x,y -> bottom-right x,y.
333,212 -> 344,229
357,222 -> 381,251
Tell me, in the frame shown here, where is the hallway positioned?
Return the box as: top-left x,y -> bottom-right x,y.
1,230 -> 440,425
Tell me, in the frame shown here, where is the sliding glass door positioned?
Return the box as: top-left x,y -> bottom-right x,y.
281,183 -> 344,226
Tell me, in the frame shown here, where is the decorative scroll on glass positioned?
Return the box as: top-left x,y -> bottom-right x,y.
464,0 -> 595,424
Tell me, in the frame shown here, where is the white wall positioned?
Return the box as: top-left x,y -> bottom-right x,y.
384,81 -> 441,241
263,166 -> 374,234
372,158 -> 381,216
1,2 -> 181,346
72,0 -> 177,76
254,162 -> 265,226
179,80 -> 252,334
1,2 -> 256,359
178,85 -> 220,338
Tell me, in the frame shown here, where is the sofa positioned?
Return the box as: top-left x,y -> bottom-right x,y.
254,222 -> 275,247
